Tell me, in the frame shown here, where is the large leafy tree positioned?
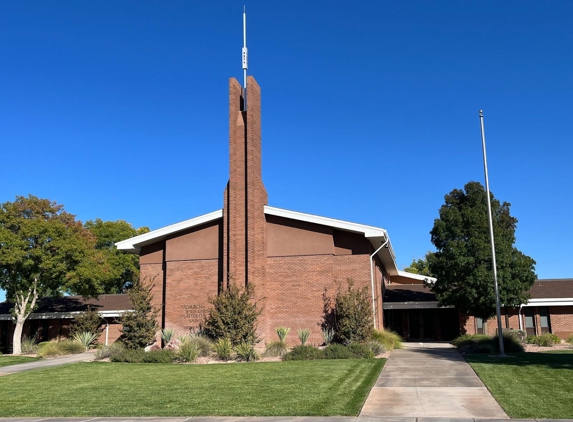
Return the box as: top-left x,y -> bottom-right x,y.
428,181 -> 536,320
84,219 -> 149,293
0,195 -> 112,354
403,252 -> 434,277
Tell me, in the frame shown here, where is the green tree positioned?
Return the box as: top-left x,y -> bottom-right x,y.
203,283 -> 262,346
70,305 -> 104,338
403,252 -> 434,276
84,219 -> 149,293
428,181 -> 537,320
0,195 -> 111,354
119,279 -> 158,349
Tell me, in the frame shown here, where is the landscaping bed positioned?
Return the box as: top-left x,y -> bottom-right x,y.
0,359 -> 385,416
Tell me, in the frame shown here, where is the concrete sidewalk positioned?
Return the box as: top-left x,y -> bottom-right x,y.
360,342 -> 509,419
0,350 -> 95,375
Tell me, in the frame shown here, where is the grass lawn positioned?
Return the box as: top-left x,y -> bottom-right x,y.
0,355 -> 41,367
0,358 -> 384,417
465,351 -> 573,419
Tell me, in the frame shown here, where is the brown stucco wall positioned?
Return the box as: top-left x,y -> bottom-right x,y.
266,215 -> 334,257
165,221 -> 221,262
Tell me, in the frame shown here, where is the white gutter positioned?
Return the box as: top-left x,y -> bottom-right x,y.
370,235 -> 389,329
518,304 -> 524,330
105,320 -> 109,346
0,310 -> 129,321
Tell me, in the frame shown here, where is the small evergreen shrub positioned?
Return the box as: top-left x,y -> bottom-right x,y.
372,329 -> 403,350
235,341 -> 258,362
188,334 -> 213,357
321,327 -> 334,345
282,345 -> 324,361
491,332 -> 525,353
37,342 -> 63,357
322,344 -> 353,359
95,342 -> 124,360
177,342 -> 200,363
365,340 -> 385,356
264,340 -> 288,357
120,280 -> 159,349
213,338 -> 233,360
110,348 -> 175,363
297,328 -> 311,345
203,283 -> 262,346
527,333 -> 561,346
70,305 -> 104,338
59,340 -> 86,355
452,334 -> 491,348
567,334 -> 573,344
347,343 -> 375,358
20,336 -> 38,355
276,326 -> 290,342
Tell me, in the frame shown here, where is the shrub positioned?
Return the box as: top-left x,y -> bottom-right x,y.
452,334 -> 491,348
321,327 -> 334,345
527,333 -> 561,346
37,342 -> 63,358
282,345 -> 324,361
161,328 -> 176,346
491,332 -> 525,353
322,344 -> 353,359
188,334 -> 213,357
59,340 -> 87,354
110,348 -> 175,363
365,340 -> 385,356
276,326 -> 290,342
70,305 -> 104,338
177,342 -> 200,363
120,280 -> 159,350
322,279 -> 373,344
567,334 -> 573,344
213,338 -> 233,360
235,341 -> 258,362
203,283 -> 262,346
72,331 -> 98,350
21,336 -> 38,355
264,340 -> 288,357
95,342 -> 124,360
371,329 -> 403,350
297,328 -> 311,345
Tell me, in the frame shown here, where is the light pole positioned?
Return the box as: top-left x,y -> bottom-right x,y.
479,110 -> 506,356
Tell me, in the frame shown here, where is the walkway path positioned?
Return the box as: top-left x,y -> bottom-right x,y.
0,350 -> 95,376
360,342 -> 509,419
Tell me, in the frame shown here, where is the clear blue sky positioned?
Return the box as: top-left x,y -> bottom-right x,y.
1,1 -> 572,301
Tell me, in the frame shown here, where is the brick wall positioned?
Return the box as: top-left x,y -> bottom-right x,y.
549,306 -> 573,339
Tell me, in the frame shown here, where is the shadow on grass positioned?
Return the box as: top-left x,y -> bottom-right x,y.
464,351 -> 573,370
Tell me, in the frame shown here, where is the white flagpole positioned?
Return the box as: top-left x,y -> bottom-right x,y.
479,110 -> 506,356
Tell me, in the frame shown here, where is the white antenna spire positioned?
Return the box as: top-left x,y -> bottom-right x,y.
242,6 -> 248,89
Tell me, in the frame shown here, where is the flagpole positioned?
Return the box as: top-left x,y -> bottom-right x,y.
479,110 -> 506,356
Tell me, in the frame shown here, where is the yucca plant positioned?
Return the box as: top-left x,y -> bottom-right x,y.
321,327 -> 334,345
214,338 -> 233,360
264,340 -> 288,357
297,328 -> 311,345
72,331 -> 98,350
161,328 -> 176,346
275,326 -> 290,342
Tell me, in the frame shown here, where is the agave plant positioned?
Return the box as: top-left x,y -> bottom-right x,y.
275,326 -> 290,342
72,331 -> 98,350
297,328 -> 311,346
161,328 -> 176,345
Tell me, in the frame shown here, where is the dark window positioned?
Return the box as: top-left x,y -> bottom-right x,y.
539,307 -> 551,334
524,307 -> 536,335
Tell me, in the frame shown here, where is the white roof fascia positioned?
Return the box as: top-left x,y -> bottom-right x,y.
115,210 -> 223,253
0,310 -> 129,321
396,270 -> 437,283
383,301 -> 454,310
264,206 -> 399,275
523,298 -> 573,307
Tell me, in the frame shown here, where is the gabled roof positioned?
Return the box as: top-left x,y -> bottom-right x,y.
116,206 -> 399,274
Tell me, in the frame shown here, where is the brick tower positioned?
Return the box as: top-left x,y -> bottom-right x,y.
222,76 -> 268,296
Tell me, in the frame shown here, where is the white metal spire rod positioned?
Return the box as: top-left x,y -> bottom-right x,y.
479,109 -> 506,357
242,7 -> 248,89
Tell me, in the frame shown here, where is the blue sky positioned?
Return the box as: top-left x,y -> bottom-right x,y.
1,1 -> 572,301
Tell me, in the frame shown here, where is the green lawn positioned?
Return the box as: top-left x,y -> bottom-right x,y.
0,359 -> 384,417
0,355 -> 41,367
465,351 -> 573,419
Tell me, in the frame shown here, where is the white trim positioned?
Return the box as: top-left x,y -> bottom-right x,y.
523,298 -> 573,307
396,270 -> 437,283
115,210 -> 223,253
0,310 -> 129,321
383,301 -> 454,310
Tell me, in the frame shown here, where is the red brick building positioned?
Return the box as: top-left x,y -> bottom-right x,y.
116,76 -> 418,346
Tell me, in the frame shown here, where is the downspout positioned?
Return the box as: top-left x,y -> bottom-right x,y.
518,304 -> 523,331
370,236 -> 389,330
105,320 -> 109,346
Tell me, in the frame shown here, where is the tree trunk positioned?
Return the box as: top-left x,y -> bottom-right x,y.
12,316 -> 25,355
